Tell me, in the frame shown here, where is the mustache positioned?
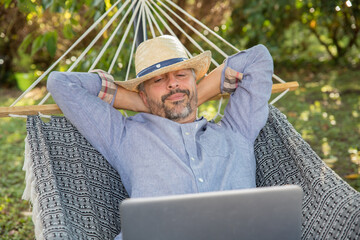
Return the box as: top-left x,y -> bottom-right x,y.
161,89 -> 190,103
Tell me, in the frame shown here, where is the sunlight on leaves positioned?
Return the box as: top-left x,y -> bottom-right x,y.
301,128 -> 314,141
349,148 -> 359,165
321,138 -> 331,156
329,115 -> 336,125
300,110 -> 310,121
345,148 -> 360,179
199,105 -> 217,120
321,85 -> 334,92
310,101 -> 322,113
352,111 -> 359,118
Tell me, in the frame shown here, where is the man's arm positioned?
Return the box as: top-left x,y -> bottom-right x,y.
47,71 -> 126,163
113,85 -> 149,113
221,44 -> 273,142
196,63 -> 224,106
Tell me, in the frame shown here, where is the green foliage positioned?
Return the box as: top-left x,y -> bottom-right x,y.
28,31 -> 59,58
229,0 -> 360,63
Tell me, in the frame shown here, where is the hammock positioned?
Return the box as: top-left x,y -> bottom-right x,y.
24,105 -> 360,239
2,0 -> 359,239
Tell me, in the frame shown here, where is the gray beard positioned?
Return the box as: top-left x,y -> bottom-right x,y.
146,89 -> 197,121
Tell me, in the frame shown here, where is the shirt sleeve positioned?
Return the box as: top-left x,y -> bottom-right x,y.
91,69 -> 118,105
47,71 -> 125,164
220,44 -> 273,143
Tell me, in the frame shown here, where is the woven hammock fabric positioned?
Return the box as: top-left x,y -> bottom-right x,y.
24,115 -> 129,239
23,105 -> 360,239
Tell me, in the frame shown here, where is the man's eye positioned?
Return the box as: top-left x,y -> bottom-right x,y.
154,78 -> 163,83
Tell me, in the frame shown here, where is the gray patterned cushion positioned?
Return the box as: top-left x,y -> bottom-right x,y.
24,105 -> 360,239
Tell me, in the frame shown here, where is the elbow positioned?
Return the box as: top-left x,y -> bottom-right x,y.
255,44 -> 274,74
47,71 -> 66,93
255,44 -> 273,63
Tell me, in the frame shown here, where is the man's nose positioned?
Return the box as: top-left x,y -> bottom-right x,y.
167,75 -> 179,89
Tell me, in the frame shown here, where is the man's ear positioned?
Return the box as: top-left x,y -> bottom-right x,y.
138,91 -> 149,107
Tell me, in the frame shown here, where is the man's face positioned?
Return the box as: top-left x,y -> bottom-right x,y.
139,69 -> 197,123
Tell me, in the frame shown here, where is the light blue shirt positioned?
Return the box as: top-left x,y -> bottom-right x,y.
47,44 -> 273,239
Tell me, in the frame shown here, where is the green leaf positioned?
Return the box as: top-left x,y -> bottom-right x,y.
63,23 -> 74,39
17,0 -> 37,13
45,31 -> 58,58
31,35 -> 45,56
70,17 -> 79,25
18,33 -> 33,53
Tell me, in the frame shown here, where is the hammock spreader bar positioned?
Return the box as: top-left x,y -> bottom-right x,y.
0,82 -> 299,118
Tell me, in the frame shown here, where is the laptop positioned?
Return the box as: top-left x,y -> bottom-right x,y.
120,185 -> 302,240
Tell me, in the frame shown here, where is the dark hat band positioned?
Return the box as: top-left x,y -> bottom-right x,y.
136,57 -> 188,78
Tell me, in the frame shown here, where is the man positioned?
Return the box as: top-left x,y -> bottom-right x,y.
47,35 -> 273,239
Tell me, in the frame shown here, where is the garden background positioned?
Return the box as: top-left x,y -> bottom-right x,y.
0,0 -> 359,239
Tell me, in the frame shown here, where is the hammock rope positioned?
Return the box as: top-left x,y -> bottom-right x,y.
90,1 -> 134,72
124,1 -> 145,81
163,0 -> 240,52
156,0 -> 229,58
1,0 -> 298,119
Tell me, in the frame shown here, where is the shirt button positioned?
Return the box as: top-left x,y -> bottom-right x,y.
198,178 -> 204,183
185,132 -> 190,135
190,157 -> 195,161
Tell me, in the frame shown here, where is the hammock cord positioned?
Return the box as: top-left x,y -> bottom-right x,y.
148,0 -> 221,67
9,0 -> 291,119
145,3 -> 156,37
90,1 -> 134,72
108,1 -> 143,74
125,1 -> 145,81
158,0 -> 229,59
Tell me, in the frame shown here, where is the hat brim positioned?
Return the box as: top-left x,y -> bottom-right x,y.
114,51 -> 212,92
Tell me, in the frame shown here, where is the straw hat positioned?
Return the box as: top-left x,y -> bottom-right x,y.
115,35 -> 211,92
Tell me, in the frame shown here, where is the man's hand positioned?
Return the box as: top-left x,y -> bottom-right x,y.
196,63 -> 224,106
113,85 -> 150,113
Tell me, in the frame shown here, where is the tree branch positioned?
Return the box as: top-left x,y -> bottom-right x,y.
309,27 -> 336,60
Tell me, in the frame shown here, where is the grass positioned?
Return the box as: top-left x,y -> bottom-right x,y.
0,89 -> 34,239
0,67 -> 359,239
